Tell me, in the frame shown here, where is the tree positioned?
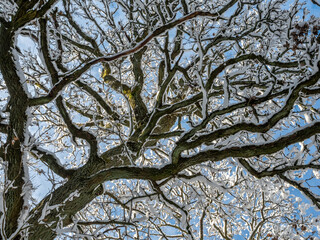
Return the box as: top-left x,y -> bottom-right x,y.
0,0 -> 320,239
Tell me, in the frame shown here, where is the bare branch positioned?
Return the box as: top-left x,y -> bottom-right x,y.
31,146 -> 76,179
28,7 -> 239,106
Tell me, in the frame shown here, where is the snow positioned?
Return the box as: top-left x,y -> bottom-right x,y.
196,41 -> 207,119
38,191 -> 79,225
1,0 -> 320,238
32,146 -> 64,168
12,33 -> 32,98
15,108 -> 34,231
0,1 -> 18,22
132,215 -> 148,222
62,190 -> 80,204
200,119 -> 320,153
0,185 -> 6,239
182,175 -> 228,193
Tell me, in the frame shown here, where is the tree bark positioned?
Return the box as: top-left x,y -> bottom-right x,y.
0,25 -> 29,238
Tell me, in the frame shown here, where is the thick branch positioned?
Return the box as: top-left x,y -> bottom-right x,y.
13,0 -> 59,30
26,118 -> 320,239
0,23 -> 29,237
38,18 -> 99,162
0,123 -> 8,134
0,16 -> 9,28
75,80 -> 125,124
31,147 -> 76,179
171,67 -> 320,162
89,121 -> 320,185
177,121 -> 320,170
56,97 -> 98,157
140,54 -> 307,144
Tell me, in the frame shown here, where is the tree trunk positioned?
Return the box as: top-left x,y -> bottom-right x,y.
0,25 -> 29,239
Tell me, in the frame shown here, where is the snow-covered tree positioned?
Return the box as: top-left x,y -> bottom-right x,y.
0,0 -> 320,239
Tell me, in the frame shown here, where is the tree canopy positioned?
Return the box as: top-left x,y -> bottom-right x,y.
0,0 -> 320,239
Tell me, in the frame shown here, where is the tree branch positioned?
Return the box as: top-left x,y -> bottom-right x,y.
75,80 -> 126,125
170,68 -> 320,162
28,7 -> 239,106
311,0 -> 320,7
55,97 -> 98,158
85,121 -> 320,186
279,174 -> 320,208
76,220 -> 135,226
238,158 -> 320,179
26,116 -> 320,239
0,16 -> 9,28
31,147 -> 76,179
38,17 -> 99,161
0,123 -> 8,134
177,120 -> 320,170
12,0 -> 59,30
205,53 -> 301,91
62,0 -> 101,55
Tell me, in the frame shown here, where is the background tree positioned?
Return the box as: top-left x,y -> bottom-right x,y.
0,0 -> 320,239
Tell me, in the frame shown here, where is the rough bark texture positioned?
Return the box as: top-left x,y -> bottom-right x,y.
0,24 -> 29,238
0,0 -> 320,239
